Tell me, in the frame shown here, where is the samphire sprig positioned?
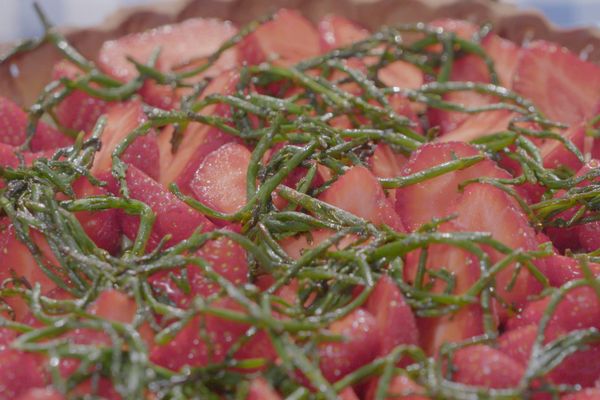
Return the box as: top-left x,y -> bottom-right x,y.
0,4 -> 598,399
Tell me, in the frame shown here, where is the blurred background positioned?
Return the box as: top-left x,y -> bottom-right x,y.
0,0 -> 599,42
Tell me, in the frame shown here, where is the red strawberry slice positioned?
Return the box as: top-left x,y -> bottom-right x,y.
319,308 -> 380,382
438,183 -> 542,316
99,18 -> 237,82
497,323 -> 536,366
507,287 -> 600,337
0,142 -> 52,171
545,160 -> 600,252
149,226 -> 248,308
318,14 -> 369,51
540,253 -> 600,287
15,388 -> 64,400
240,9 -> 320,67
339,388 -> 360,400
0,220 -> 59,319
247,378 -> 282,400
365,375 -> 428,400
0,327 -> 16,350
513,41 -> 600,125
573,159 -> 600,252
57,290 -> 142,379
439,110 -> 516,143
428,33 -> 520,135
395,141 -> 510,231
52,60 -> 108,134
451,344 -> 524,389
0,96 -> 72,151
369,143 -> 408,184
279,229 -> 358,260
502,288 -> 600,387
106,165 -> 215,252
541,124 -> 585,171
378,61 -> 424,91
172,126 -> 239,195
417,305 -> 485,355
365,275 -> 419,357
158,71 -> 239,187
150,297 -> 275,371
499,322 -> 600,387
0,349 -> 47,400
89,289 -> 138,324
318,15 -> 423,95
190,142 -> 252,216
91,100 -> 160,180
71,178 -> 121,254
430,19 -> 479,40
99,17 -> 238,108
562,389 -> 600,400
319,166 -> 406,232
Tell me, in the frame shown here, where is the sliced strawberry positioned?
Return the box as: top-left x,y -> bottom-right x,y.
91,100 -> 160,180
339,388 -> 360,400
319,308 -> 380,382
15,388 -> 65,400
498,323 -> 536,365
499,322 -> 600,387
150,297 -> 275,371
369,143 -> 408,181
52,60 -> 108,134
89,289 -> 137,323
545,160 -> 600,252
479,34 -> 522,87
158,71 -> 239,186
540,122 -> 588,172
507,287 -> 600,337
67,379 -> 120,400
439,110 -> 516,143
430,19 -> 479,40
318,15 -> 369,51
99,18 -> 237,107
240,9 -> 320,67
149,226 -> 248,308
106,165 -> 215,252
279,229 -> 358,260
318,15 -> 423,96
451,344 -> 524,389
247,378 -> 282,400
0,349 -> 47,400
503,286 -> 600,389
57,291 -> 141,379
451,183 -> 543,311
540,253 -> 600,287
395,142 -> 510,231
319,166 -> 405,232
0,327 -> 16,350
365,275 -> 418,357
0,142 -> 52,170
172,126 -> 239,195
418,305 -> 485,355
428,33 -> 520,135
513,41 -> 600,125
378,61 -> 424,91
190,142 -> 252,216
71,178 -> 121,254
0,220 -> 58,319
562,389 -> 600,400
0,96 -> 72,151
365,375 -> 428,400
